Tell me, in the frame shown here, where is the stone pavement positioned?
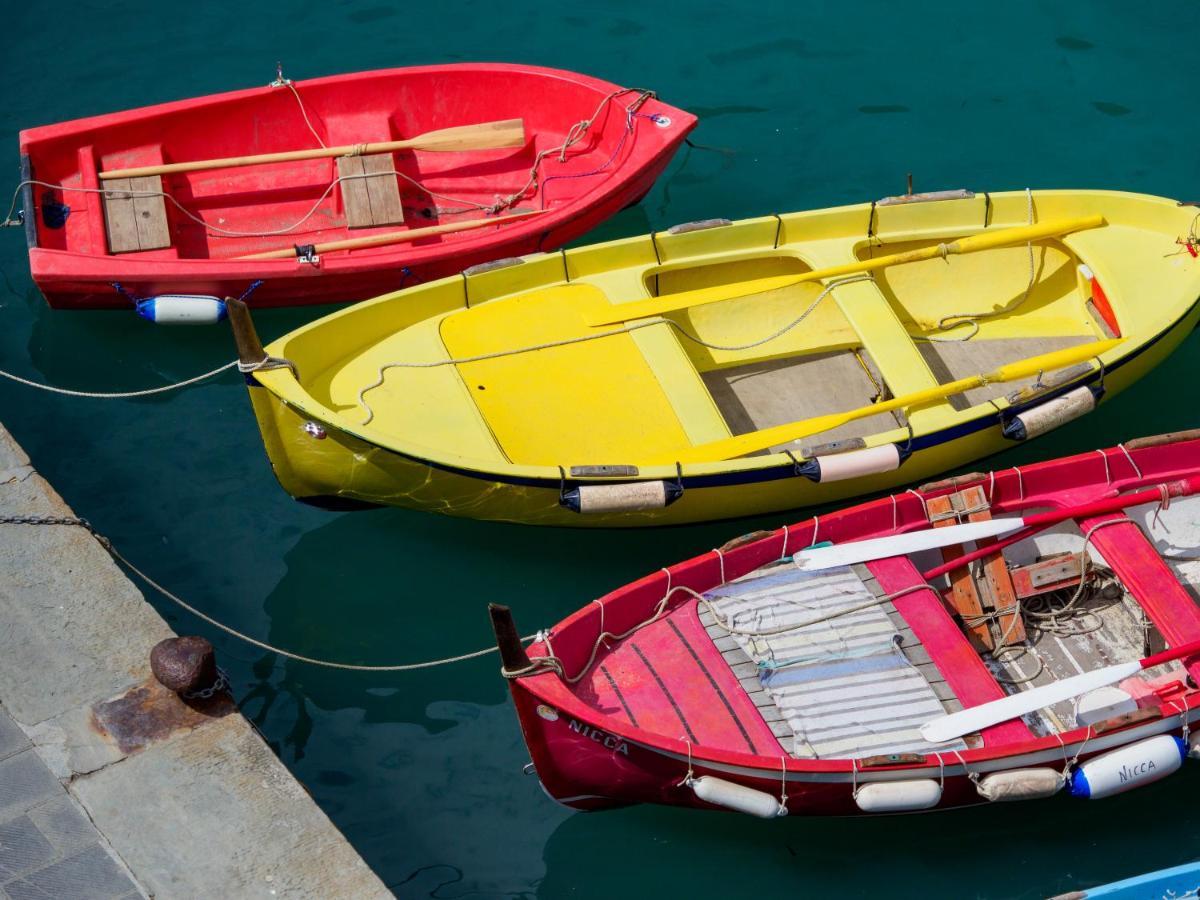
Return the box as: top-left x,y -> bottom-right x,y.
0,703 -> 141,899
0,423 -> 392,899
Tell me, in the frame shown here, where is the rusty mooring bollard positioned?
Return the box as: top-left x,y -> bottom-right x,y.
150,636 -> 223,698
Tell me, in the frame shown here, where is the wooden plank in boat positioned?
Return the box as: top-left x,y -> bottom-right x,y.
338,154 -> 405,228
103,176 -> 170,253
928,491 -> 994,651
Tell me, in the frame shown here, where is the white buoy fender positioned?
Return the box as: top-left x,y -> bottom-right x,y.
797,444 -> 907,483
1003,386 -> 1098,441
1067,735 -> 1186,799
689,776 -> 785,818
854,779 -> 942,813
975,768 -> 1065,802
560,480 -> 683,514
135,295 -> 227,325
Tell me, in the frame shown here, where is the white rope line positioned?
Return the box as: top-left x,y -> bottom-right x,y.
108,538 -> 534,671
355,274 -> 874,424
0,360 -> 237,398
5,516 -> 533,672
1118,442 -> 1143,479
1096,448 -> 1111,485
918,187 -> 1037,343
284,80 -> 327,149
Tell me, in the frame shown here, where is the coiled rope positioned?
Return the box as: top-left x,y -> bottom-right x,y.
0,515 -> 534,672
356,273 -> 874,424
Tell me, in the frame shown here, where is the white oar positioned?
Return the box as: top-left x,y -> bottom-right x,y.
921,637 -> 1200,743
792,477 -> 1200,572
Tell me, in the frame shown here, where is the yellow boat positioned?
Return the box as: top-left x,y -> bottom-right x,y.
231,189 -> 1200,526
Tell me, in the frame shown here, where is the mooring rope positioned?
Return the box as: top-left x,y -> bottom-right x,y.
0,360 -> 238,398
0,515 -> 535,672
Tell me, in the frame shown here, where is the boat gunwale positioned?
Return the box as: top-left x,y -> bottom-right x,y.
17,61 -> 677,145
251,263 -> 1198,490
509,437 -> 1200,780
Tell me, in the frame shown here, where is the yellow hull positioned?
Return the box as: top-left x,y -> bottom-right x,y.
240,189 -> 1200,527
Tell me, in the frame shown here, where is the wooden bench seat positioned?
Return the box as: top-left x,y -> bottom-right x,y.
337,153 -> 405,228
102,174 -> 171,254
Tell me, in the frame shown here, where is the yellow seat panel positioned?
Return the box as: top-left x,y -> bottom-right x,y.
439,284 -> 704,466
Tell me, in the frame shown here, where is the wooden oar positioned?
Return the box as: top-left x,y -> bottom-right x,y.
921,636 -> 1200,743
791,476 -> 1200,572
233,210 -> 543,260
655,338 -> 1120,464
586,215 -> 1106,327
99,119 -> 527,180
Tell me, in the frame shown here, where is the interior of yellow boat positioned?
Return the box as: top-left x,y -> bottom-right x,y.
312,251 -> 1109,465
269,192 -> 1195,472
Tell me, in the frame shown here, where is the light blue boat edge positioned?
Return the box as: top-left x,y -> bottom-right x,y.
1053,860 -> 1200,899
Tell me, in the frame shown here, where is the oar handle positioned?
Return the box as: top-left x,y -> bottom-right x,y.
1022,476 -> 1200,530
1142,637 -> 1200,670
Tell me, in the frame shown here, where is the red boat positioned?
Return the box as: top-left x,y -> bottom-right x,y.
493,430 -> 1200,816
16,64 -> 695,309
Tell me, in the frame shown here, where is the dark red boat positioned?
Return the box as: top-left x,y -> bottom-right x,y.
493,431 -> 1200,816
16,64 -> 695,309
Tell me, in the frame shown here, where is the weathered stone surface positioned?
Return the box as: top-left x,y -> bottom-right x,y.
0,423 -> 390,899
3,844 -> 136,900
0,706 -> 29,762
72,714 -> 391,899
0,458 -> 172,727
0,753 -> 61,821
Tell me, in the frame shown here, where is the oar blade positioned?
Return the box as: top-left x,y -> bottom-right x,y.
409,118 -> 527,152
792,517 -> 1020,572
920,660 -> 1142,743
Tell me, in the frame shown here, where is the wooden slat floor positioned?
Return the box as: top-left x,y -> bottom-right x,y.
698,562 -> 965,754
987,578 -> 1158,734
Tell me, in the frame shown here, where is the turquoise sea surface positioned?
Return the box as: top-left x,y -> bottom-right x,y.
3,2 -> 1200,896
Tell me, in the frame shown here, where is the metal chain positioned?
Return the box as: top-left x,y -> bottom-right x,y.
0,515 -> 534,672
183,666 -> 230,700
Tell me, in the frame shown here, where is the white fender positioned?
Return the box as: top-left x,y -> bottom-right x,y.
1067,734 -> 1186,799
854,778 -> 942,813
975,768 -> 1065,802
806,444 -> 903,483
1005,386 -> 1096,440
689,776 -> 785,818
136,295 -> 227,325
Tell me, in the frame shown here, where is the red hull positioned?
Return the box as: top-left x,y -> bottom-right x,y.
502,433 -> 1200,815
18,64 -> 695,309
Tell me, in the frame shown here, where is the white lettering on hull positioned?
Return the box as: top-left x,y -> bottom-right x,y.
568,719 -> 630,756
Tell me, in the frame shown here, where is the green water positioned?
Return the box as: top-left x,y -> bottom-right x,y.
3,2 -> 1200,896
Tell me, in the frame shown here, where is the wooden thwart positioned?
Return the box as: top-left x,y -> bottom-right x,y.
337,154 -> 405,228
102,176 -> 171,253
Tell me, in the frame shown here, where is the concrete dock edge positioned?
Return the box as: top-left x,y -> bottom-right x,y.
0,424 -> 392,899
